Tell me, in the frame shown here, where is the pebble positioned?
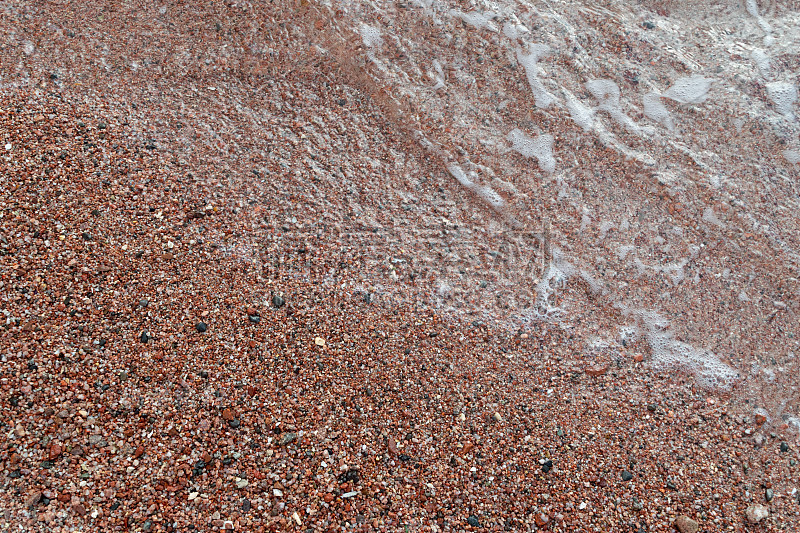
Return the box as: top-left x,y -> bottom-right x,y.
241,498 -> 251,512
140,331 -> 150,343
467,515 -> 480,527
621,470 -> 633,481
235,479 -> 249,489
746,504 -> 769,523
674,515 -> 698,533
196,322 -> 208,332
272,294 -> 285,308
780,442 -> 789,452
766,488 -> 774,502
342,491 -> 359,498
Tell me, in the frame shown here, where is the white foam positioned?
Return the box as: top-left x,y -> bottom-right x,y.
633,310 -> 739,389
642,92 -> 674,131
663,75 -> 713,104
783,149 -> 800,164
563,89 -> 595,131
517,45 -> 555,109
765,82 -> 797,120
702,207 -> 725,228
585,79 -> 620,109
360,24 -> 383,48
450,10 -> 499,32
751,48 -> 771,77
507,128 -> 555,173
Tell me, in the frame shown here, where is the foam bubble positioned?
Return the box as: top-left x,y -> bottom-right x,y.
585,79 -> 620,110
507,128 -> 555,173
642,92 -> 674,131
765,82 -> 797,119
663,75 -> 713,104
751,48 -> 771,77
564,89 -> 595,131
450,10 -> 499,32
360,25 -> 383,48
517,46 -> 555,109
783,149 -> 800,164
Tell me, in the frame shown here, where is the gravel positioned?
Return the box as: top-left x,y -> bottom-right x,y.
0,2 -> 798,532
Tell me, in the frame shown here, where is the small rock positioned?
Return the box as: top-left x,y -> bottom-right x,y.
467,515 -> 480,527
342,491 -> 359,498
236,479 -> 249,489
541,460 -> 553,473
119,371 -> 128,381
621,470 -> 633,481
746,504 -> 769,523
26,492 -> 42,509
72,502 -> 86,516
388,437 -> 398,455
534,513 -> 549,527
248,315 -> 261,323
229,419 -> 241,429
765,488 -> 774,502
48,444 -> 62,461
586,364 -> 609,377
222,408 -> 235,421
140,331 -> 150,344
133,445 -> 144,459
272,488 -> 283,497
755,413 -> 767,425
314,337 -> 326,347
199,370 -> 209,379
223,520 -> 234,530
643,21 -> 655,29
195,322 -> 207,332
674,515 -> 698,533
291,511 -> 302,526
272,294 -> 285,308
780,441 -> 789,452
241,498 -> 251,512
188,492 -> 199,501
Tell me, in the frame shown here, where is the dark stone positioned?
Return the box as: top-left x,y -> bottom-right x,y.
622,470 -> 633,481
222,456 -> 234,466
101,384 -> 110,392
780,442 -> 789,453
82,232 -> 93,241
337,99 -> 346,106
467,515 -> 480,527
272,295 -> 285,308
110,501 -> 120,511
647,404 -> 657,412
199,370 -> 209,379
766,488 -> 774,502
643,21 -> 655,29
140,331 -> 150,343
142,519 -> 153,532
10,396 -> 19,407
228,419 -> 240,429
337,469 -> 360,484
248,315 -> 261,323
195,322 -> 208,333
8,470 -> 21,479
41,496 -> 50,506
399,454 -> 411,462
666,480 -> 677,490
242,498 -> 251,512
542,460 -> 553,473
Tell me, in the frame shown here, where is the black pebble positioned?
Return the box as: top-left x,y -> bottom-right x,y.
542,460 -> 553,473
248,315 -> 261,323
622,470 -> 633,481
643,21 -> 655,29
242,498 -> 251,512
337,469 -> 360,484
228,419 -> 241,429
196,322 -> 208,333
140,331 -> 150,343
272,295 -> 285,308
199,370 -> 209,379
467,515 -> 480,527
82,232 -> 93,241
8,470 -> 21,479
40,496 -> 50,506
398,454 -> 411,462
110,501 -> 120,511
780,442 -> 789,453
